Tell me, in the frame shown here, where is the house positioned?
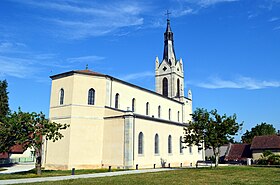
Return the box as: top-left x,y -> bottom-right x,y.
251,135 -> 280,159
43,19 -> 204,170
224,143 -> 252,164
0,144 -> 34,164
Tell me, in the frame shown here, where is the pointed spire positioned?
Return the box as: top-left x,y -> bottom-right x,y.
163,19 -> 176,65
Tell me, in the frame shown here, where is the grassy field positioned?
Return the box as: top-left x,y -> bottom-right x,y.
11,166 -> 280,185
0,168 -> 126,180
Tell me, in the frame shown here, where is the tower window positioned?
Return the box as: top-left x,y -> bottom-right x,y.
59,88 -> 64,105
115,93 -> 120,109
177,78 -> 180,97
132,98 -> 136,112
163,66 -> 167,71
177,111 -> 180,122
88,88 -> 95,105
162,77 -> 168,97
138,132 -> 144,154
146,102 -> 150,116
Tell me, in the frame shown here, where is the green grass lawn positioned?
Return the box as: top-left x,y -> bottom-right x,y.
0,168 -> 126,180
1,166 -> 280,185
8,166 -> 280,185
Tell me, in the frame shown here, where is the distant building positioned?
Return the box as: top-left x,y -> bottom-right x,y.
251,135 -> 280,159
43,19 -> 204,170
224,143 -> 252,163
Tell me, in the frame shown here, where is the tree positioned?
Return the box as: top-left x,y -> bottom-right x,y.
183,108 -> 242,167
0,109 -> 69,175
241,122 -> 276,143
0,80 -> 10,122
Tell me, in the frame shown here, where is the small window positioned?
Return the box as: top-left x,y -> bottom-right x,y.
168,108 -> 171,120
168,135 -> 172,154
146,102 -> 149,115
177,111 -> 180,122
189,146 -> 192,154
180,136 -> 183,154
177,78 -> 180,97
132,98 -> 136,112
115,93 -> 119,109
59,88 -> 64,105
155,134 -> 159,154
88,88 -> 95,105
138,132 -> 144,154
158,106 -> 161,118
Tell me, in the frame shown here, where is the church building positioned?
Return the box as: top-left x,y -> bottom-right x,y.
43,19 -> 204,170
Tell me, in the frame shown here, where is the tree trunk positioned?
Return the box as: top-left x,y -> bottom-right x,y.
213,147 -> 220,167
35,146 -> 42,175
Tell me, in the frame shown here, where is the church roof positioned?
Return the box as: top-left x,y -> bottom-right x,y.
163,19 -> 177,65
251,135 -> 280,150
50,69 -> 190,104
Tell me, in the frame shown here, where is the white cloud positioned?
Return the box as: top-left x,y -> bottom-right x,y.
269,17 -> 279,22
192,76 -> 280,90
67,55 -> 105,63
273,26 -> 280,30
119,71 -> 154,81
16,1 -> 145,39
181,0 -> 239,7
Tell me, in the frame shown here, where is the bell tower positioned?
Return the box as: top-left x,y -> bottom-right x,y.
155,19 -> 185,101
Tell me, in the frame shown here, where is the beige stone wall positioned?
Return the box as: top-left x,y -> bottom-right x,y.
44,72 -> 199,170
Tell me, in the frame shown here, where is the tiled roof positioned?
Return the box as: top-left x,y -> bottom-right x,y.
74,70 -> 105,76
10,144 -> 24,154
0,152 -> 9,159
225,144 -> 252,161
251,135 -> 280,150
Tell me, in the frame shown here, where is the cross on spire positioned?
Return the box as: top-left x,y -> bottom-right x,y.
165,10 -> 171,20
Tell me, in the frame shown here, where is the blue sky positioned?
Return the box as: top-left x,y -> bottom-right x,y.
0,0 -> 279,139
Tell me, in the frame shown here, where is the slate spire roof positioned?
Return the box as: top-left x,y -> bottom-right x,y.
163,19 -> 176,65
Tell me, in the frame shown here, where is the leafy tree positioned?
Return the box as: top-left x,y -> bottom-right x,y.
0,80 -> 10,122
241,122 -> 276,143
0,109 -> 69,175
183,108 -> 242,167
257,151 -> 280,165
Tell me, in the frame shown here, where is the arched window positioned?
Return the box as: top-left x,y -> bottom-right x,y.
168,135 -> 172,154
155,134 -> 159,154
115,93 -> 119,109
158,105 -> 161,118
88,88 -> 95,105
138,132 -> 144,154
180,136 -> 183,154
59,88 -> 64,105
177,78 -> 180,97
177,111 -> 180,122
132,98 -> 136,112
168,108 -> 171,120
162,77 -> 168,97
146,102 -> 149,115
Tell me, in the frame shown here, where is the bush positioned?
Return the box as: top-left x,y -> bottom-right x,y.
257,151 -> 280,165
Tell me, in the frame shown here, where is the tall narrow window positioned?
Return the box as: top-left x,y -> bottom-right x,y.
168,135 -> 172,154
138,132 -> 144,154
177,78 -> 180,97
168,108 -> 171,120
146,102 -> 149,115
180,136 -> 183,154
189,146 -> 192,154
115,93 -> 119,109
158,106 -> 161,118
59,88 -> 64,105
162,77 -> 168,97
177,111 -> 180,122
88,88 -> 95,105
155,134 -> 159,154
132,98 -> 136,112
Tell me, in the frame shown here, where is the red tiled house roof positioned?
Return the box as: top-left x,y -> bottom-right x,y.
251,135 -> 280,150
10,144 -> 24,154
0,152 -> 9,159
225,144 -> 252,161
